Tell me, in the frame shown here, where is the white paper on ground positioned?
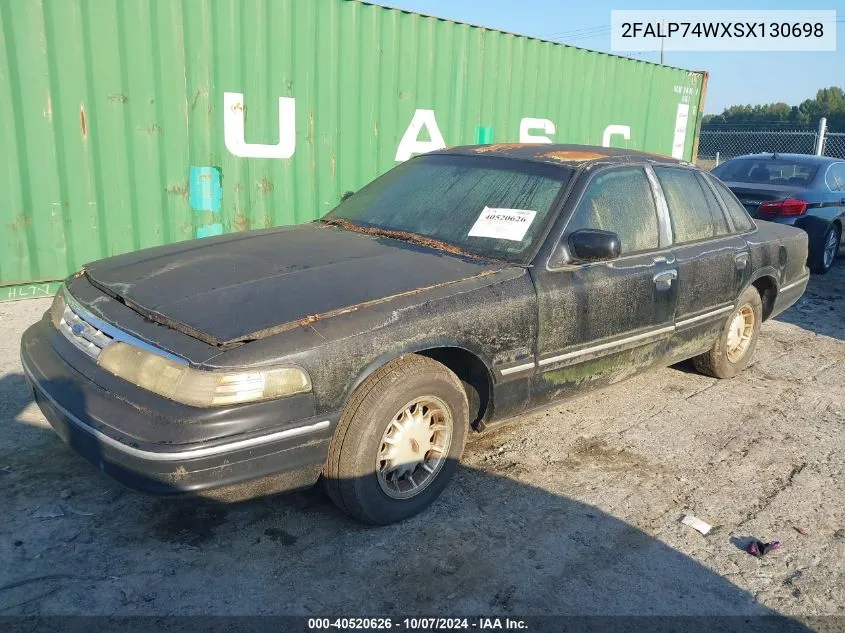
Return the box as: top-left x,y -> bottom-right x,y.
467,207 -> 537,242
680,514 -> 712,535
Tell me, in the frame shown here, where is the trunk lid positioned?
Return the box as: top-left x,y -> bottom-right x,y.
722,182 -> 807,217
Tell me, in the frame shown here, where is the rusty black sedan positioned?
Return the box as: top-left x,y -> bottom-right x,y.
21,144 -> 809,524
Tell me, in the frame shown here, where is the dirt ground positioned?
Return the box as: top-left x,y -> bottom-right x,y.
1,257 -> 843,621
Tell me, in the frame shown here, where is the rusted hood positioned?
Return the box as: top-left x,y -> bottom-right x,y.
83,223 -> 505,347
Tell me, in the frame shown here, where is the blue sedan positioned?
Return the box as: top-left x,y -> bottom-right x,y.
713,153 -> 845,274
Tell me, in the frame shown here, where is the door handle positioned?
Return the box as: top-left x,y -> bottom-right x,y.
735,252 -> 749,271
653,269 -> 677,291
653,255 -> 676,265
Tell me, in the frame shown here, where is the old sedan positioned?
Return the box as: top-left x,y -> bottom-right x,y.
21,144 -> 809,524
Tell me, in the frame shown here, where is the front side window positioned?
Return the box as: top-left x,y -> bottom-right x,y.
565,167 -> 660,256
324,154 -> 571,263
655,167 -> 730,244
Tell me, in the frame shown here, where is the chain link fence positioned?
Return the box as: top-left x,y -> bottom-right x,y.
696,122 -> 845,170
823,132 -> 845,160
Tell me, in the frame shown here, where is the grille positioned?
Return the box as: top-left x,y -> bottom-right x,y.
58,302 -> 113,359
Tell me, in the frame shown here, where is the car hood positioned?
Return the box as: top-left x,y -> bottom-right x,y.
83,223 -> 506,347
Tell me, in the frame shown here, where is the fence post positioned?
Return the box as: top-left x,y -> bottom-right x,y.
815,117 -> 827,155
715,151 -> 720,166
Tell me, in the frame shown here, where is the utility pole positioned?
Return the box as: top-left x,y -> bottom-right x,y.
660,19 -> 665,64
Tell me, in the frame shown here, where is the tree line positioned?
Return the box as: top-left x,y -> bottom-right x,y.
702,86 -> 844,131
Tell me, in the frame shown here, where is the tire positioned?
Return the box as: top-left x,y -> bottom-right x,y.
323,354 -> 469,524
809,223 -> 841,275
692,286 -> 762,379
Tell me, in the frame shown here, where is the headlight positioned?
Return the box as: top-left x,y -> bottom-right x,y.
97,342 -> 311,407
50,286 -> 66,329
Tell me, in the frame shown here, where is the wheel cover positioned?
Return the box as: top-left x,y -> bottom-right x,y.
726,304 -> 755,363
376,396 -> 453,500
823,228 -> 839,268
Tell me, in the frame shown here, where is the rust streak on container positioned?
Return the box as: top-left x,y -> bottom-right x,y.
79,105 -> 87,139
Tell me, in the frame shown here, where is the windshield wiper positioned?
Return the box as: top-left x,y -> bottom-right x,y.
319,218 -> 497,262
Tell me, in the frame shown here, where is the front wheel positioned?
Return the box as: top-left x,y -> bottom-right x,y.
693,286 -> 762,379
323,354 -> 469,524
809,223 -> 841,275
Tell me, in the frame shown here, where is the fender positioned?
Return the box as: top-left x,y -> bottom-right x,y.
739,266 -> 780,321
742,266 -> 779,296
341,338 -> 497,414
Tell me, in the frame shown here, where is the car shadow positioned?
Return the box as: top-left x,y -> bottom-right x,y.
774,250 -> 845,342
0,372 -> 813,628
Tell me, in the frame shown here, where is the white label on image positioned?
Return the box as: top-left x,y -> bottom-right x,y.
468,207 -> 537,242
671,103 -> 689,159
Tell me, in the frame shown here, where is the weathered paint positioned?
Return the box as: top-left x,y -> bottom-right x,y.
20,154 -> 807,505
0,0 -> 706,295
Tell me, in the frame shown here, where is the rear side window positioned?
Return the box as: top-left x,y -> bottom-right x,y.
713,158 -> 818,186
824,163 -> 845,191
706,174 -> 757,233
655,167 -> 730,244
565,167 -> 659,255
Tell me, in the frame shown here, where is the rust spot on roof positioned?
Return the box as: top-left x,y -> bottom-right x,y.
471,143 -> 534,153
538,150 -> 607,162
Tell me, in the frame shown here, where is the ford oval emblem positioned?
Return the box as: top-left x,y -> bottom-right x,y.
71,323 -> 85,337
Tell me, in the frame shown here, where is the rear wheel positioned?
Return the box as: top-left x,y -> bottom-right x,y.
323,354 -> 468,524
809,223 -> 840,274
693,286 -> 762,379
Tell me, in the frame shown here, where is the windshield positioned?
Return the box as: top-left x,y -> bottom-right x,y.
323,154 -> 571,263
713,158 -> 818,186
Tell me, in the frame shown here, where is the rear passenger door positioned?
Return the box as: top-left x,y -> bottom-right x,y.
652,166 -> 750,361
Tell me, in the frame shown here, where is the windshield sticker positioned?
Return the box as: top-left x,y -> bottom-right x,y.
468,207 -> 537,242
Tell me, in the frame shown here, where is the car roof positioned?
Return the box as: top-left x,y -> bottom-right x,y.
432,143 -> 689,168
724,153 -> 842,166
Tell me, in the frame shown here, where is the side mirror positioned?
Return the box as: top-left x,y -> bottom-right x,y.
340,190 -> 354,202
568,229 -> 621,263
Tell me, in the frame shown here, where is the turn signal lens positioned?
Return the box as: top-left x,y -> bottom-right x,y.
97,342 -> 311,407
758,198 -> 808,217
49,287 -> 66,329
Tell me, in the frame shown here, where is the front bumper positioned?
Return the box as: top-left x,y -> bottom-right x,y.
20,317 -> 337,499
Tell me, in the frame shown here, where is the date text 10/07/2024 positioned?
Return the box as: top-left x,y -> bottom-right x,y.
307,617 -> 529,630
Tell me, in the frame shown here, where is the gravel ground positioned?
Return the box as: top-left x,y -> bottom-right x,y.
1,259 -> 843,620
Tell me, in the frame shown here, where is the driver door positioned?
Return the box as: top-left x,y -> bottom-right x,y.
529,166 -> 678,405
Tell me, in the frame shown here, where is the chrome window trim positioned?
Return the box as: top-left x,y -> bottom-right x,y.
823,162 -> 845,193
545,164 -> 670,272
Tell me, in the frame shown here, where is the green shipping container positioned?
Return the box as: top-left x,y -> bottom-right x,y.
0,0 -> 707,300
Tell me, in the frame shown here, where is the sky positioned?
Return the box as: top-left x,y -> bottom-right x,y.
373,0 -> 844,114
